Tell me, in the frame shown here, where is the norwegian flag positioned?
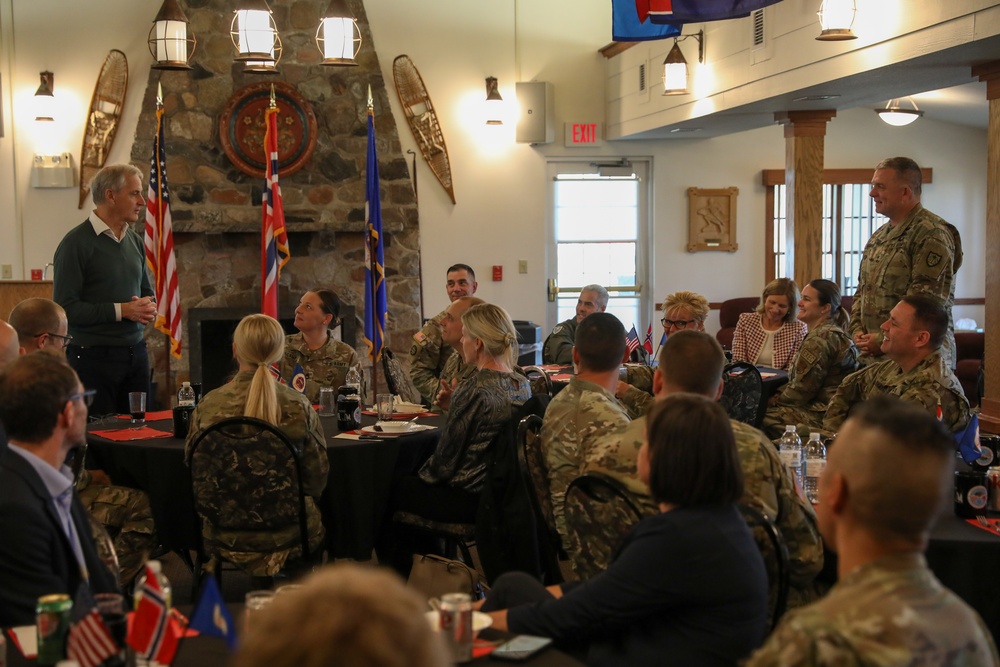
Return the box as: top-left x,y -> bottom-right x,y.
67,584 -> 119,667
261,104 -> 290,319
127,564 -> 181,665
144,105 -> 182,358
624,325 -> 641,361
642,323 -> 654,355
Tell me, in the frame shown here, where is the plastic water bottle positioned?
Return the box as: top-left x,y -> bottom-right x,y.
804,432 -> 826,504
177,381 -> 195,407
345,364 -> 363,396
778,425 -> 805,496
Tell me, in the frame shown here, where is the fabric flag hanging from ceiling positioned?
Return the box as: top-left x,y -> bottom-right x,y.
363,93 -> 387,364
144,105 -> 182,358
647,0 -> 784,24
613,0 -> 682,41
67,583 -> 119,667
261,104 -> 290,319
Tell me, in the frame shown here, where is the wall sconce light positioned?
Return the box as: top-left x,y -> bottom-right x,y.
34,71 -> 55,121
232,0 -> 279,64
875,98 -> 923,126
662,30 -> 704,96
316,0 -> 362,66
816,0 -> 857,41
148,0 -> 196,70
485,76 -> 503,125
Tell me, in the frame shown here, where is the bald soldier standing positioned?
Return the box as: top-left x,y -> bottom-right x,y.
851,157 -> 960,368
409,264 -> 478,405
746,396 -> 997,666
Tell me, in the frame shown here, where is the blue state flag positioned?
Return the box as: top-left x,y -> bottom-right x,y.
612,0 -> 682,41
364,89 -> 388,364
189,575 -> 237,650
648,0 -> 784,24
956,413 -> 982,465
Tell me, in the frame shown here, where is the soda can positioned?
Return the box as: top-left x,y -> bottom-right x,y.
987,467 -> 1000,513
36,594 -> 72,665
439,592 -> 473,663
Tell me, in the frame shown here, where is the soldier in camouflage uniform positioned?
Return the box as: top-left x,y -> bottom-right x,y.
585,330 -> 824,608
541,284 -> 609,365
433,296 -> 484,411
186,315 -> 328,577
409,264 -> 478,405
824,295 -> 970,435
279,289 -> 360,403
540,313 -> 630,564
850,157 -> 959,368
747,396 -> 998,667
762,280 -> 859,439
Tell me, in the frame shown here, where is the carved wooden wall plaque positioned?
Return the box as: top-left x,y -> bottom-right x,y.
687,186 -> 738,252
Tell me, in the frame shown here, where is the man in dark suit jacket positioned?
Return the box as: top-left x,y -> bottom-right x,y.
0,319 -> 17,450
0,352 -> 118,626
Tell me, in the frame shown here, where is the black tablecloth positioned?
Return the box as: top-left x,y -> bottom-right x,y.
86,414 -> 443,561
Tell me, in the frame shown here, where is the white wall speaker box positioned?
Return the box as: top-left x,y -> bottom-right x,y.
516,81 -> 554,145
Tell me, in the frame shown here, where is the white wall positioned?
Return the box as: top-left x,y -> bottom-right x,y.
0,0 -> 987,335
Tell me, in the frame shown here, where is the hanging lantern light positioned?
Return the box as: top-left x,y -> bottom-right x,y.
816,0 -> 858,41
231,0 -> 279,63
148,0 -> 196,70
315,0 -> 362,66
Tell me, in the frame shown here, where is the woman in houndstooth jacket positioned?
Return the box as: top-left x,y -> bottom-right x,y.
732,278 -> 807,371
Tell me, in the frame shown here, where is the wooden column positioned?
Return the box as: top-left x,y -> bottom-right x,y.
774,111 -> 837,290
974,62 -> 1000,433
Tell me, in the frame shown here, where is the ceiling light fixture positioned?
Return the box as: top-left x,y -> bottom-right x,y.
662,30 -> 704,96
232,0 -> 279,64
875,98 -> 924,126
816,0 -> 858,41
148,0 -> 196,70
316,0 -> 362,66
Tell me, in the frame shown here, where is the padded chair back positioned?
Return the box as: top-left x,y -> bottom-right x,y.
188,417 -> 311,561
564,471 -> 646,579
720,361 -> 765,427
382,348 -> 424,405
737,503 -> 790,630
716,297 -> 759,350
521,365 -> 553,397
516,414 -> 563,584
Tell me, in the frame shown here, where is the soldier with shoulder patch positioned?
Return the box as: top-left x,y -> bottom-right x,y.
746,396 -> 998,667
435,296 -> 484,411
850,157 -> 960,368
409,264 -> 478,405
541,284 -> 608,365
762,280 -> 859,439
280,289 -> 360,403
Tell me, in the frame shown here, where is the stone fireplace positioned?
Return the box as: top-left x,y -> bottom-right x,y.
129,0 -> 420,404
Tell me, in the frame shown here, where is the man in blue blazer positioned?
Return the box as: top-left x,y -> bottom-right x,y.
0,352 -> 118,626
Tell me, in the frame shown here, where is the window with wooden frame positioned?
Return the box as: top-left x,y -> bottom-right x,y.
762,168 -> 932,292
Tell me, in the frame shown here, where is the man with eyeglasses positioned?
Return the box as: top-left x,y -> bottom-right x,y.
53,163 -> 158,417
542,284 -> 609,365
7,296 -> 158,586
0,353 -> 118,626
9,297 -> 72,356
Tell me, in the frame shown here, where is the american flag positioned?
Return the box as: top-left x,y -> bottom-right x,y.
363,87 -> 387,364
144,105 -> 182,358
67,584 -> 119,667
127,564 -> 180,664
625,325 -> 641,359
261,103 -> 290,319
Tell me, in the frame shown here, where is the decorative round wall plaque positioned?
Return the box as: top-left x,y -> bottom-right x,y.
219,81 -> 318,179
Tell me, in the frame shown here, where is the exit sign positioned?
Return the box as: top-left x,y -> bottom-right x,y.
564,122 -> 603,147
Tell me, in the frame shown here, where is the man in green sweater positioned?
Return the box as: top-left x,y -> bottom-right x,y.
53,164 -> 157,416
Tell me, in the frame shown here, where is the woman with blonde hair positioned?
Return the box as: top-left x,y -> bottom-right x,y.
762,279 -> 859,438
731,278 -> 807,370
380,303 -> 531,574
185,313 -> 328,576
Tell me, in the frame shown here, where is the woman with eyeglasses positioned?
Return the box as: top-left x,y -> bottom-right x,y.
731,278 -> 807,371
279,289 -> 360,403
617,291 -> 710,417
761,279 -> 859,438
